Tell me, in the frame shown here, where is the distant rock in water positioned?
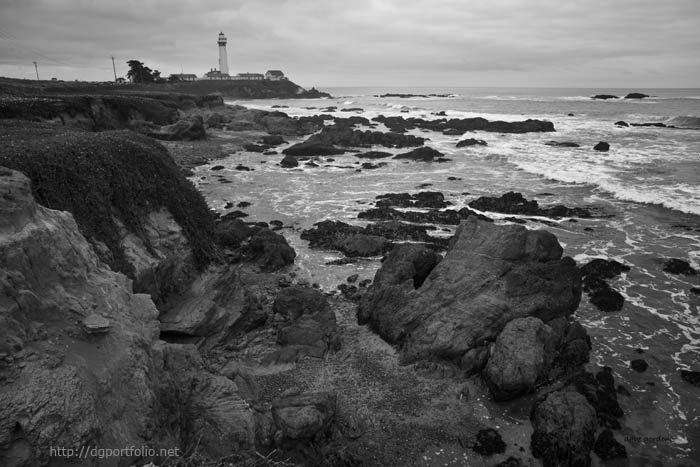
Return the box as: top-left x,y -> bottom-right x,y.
545,141 -> 580,148
376,191 -> 449,209
372,114 -> 554,134
615,121 -> 629,127
280,154 -> 299,168
630,359 -> 649,372
592,94 -> 619,99
393,146 -> 448,162
662,258 -> 697,275
625,92 -> 650,99
594,141 -> 610,152
354,151 -> 393,159
456,138 -> 488,147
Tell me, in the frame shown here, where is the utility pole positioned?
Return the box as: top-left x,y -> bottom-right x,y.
33,61 -> 39,80
111,56 -> 117,82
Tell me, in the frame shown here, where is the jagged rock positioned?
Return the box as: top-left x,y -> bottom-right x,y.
662,258 -> 697,275
569,367 -> 624,428
594,429 -> 628,460
334,234 -> 390,257
471,428 -> 506,455
261,135 -> 287,145
485,317 -> 559,401
376,191 -> 449,209
581,258 -> 630,279
248,228 -> 296,271
82,314 -> 111,334
468,191 -> 592,218
358,218 -> 581,365
150,115 -> 206,141
530,390 -> 597,467
359,205 -> 488,226
272,392 -> 337,441
581,258 -> 630,312
456,138 -> 488,147
594,141 -> 610,152
592,94 -> 618,100
273,286 -> 331,320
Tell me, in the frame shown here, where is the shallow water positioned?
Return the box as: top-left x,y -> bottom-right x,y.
193,87 -> 700,464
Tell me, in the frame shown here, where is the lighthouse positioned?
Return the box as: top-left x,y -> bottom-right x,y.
217,32 -> 229,76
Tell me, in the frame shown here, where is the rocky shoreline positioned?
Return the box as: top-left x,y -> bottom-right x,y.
1,85 -> 698,467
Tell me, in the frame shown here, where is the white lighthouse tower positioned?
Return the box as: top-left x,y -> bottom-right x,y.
217,32 -> 229,76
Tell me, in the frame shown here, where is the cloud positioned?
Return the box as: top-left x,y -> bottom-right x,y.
0,0 -> 698,86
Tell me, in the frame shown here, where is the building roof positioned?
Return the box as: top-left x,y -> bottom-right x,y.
266,70 -> 285,76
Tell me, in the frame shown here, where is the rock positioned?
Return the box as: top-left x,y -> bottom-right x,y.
594,141 -> 610,152
581,258 -> 629,312
216,217 -> 253,248
544,141 -> 580,148
630,359 -> 648,372
569,367 -> 624,428
211,165 -> 225,171
272,392 -> 336,441
469,191 -> 592,218
280,154 -> 299,168
589,287 -> 625,312
261,135 -> 287,145
615,121 -> 629,127
82,314 -> 111,334
681,370 -> 700,386
530,390 -> 597,467
594,429 -> 628,460
662,258 -> 697,275
581,258 -> 630,279
150,115 -> 206,141
243,143 -> 268,153
485,317 -> 558,401
248,228 -> 296,271
282,142 -> 345,157
235,164 -> 251,171
592,94 -> 618,99
456,138 -> 488,147
471,428 -> 506,456
273,286 -> 330,320
359,218 -> 581,365
496,457 -> 523,467
334,234 -> 390,257
393,146 -> 447,162
625,93 -> 649,99
354,151 -> 393,159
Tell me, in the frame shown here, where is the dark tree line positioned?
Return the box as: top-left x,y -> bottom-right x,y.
126,60 -> 162,83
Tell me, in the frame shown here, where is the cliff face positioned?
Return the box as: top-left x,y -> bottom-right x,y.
0,123 -> 219,297
0,168 -> 254,467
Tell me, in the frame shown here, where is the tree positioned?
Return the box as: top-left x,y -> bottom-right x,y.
126,60 -> 157,83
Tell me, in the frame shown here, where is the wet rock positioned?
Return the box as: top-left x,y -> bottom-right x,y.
581,258 -> 630,279
662,258 -> 697,275
456,138 -> 488,147
361,162 -> 386,170
594,429 -> 628,460
544,141 -> 580,148
530,390 -> 597,467
625,93 -> 649,99
615,121 -> 629,127
594,141 -> 610,152
569,367 -> 624,428
680,370 -> 700,386
334,234 -> 390,257
235,164 -> 251,171
243,143 -> 268,153
261,135 -> 287,145
359,218 -> 582,365
280,154 -> 299,168
211,165 -> 225,171
354,151 -> 393,159
282,142 -> 345,157
469,191 -> 592,218
393,146 -> 447,162
581,258 -> 630,312
359,205 -> 488,226
630,359 -> 648,372
485,317 -> 558,401
216,218 -> 253,248
589,287 -> 625,312
471,428 -> 506,456
592,94 -> 618,100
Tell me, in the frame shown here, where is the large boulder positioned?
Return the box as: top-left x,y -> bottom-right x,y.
530,390 -> 597,467
359,218 -> 581,365
271,392 -> 337,441
247,228 -> 296,271
484,317 -> 559,401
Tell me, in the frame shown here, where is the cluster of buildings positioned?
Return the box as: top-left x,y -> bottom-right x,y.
168,32 -> 287,82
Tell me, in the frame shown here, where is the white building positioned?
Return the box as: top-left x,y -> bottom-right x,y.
217,32 -> 229,76
265,70 -> 286,81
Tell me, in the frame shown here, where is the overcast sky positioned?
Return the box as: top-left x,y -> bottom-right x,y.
1,0 -> 699,88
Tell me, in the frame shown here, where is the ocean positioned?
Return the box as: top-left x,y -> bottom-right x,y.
193,87 -> 700,465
